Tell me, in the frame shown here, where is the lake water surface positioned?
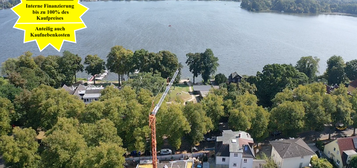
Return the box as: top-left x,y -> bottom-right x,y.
1,1 -> 357,80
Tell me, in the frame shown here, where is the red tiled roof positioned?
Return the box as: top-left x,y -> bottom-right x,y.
337,137 -> 357,156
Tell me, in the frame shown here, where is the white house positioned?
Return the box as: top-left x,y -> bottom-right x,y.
215,130 -> 255,168
270,138 -> 316,168
62,84 -> 108,104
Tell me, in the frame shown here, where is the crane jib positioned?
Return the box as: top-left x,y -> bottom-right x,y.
151,69 -> 179,116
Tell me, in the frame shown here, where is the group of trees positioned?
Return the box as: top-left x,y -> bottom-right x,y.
241,0 -> 357,14
1,46 -> 181,88
106,46 -> 180,86
186,49 -> 219,84
1,51 -> 84,89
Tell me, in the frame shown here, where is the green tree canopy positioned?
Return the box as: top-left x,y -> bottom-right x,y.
310,156 -> 333,168
0,127 -> 41,168
59,51 -> 84,85
0,97 -> 14,135
270,101 -> 305,137
84,54 -> 106,85
325,55 -> 347,85
295,56 -> 320,81
215,73 -> 227,85
183,102 -> 213,145
106,45 -> 133,86
253,64 -> 308,107
345,59 -> 357,81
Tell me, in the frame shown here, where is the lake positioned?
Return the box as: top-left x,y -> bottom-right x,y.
1,1 -> 357,80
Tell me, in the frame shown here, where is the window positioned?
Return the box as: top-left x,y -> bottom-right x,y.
337,160 -> 340,165
234,153 -> 238,157
222,158 -> 226,162
337,150 -> 339,154
334,148 -> 336,151
301,156 -> 304,159
244,159 -> 247,163
299,162 -> 303,168
233,163 -> 237,167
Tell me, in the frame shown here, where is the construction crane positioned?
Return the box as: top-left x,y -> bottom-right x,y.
149,69 -> 179,168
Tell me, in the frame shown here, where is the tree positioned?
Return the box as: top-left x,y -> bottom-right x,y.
42,125 -> 87,168
345,59 -> 357,81
0,97 -> 13,135
201,93 -> 224,130
186,52 -> 202,84
0,78 -> 22,102
157,103 -> 191,150
106,45 -> 133,86
80,101 -> 104,123
350,156 -> 357,168
228,93 -> 270,140
183,102 -> 213,145
201,49 -> 219,83
325,55 -> 347,85
215,73 -> 227,85
84,55 -> 105,85
260,153 -> 277,168
41,55 -> 65,88
123,72 -> 166,95
156,50 -> 179,79
59,51 -> 84,85
79,119 -> 122,147
14,85 -> 85,130
270,101 -> 305,137
0,127 -> 41,168
310,156 -> 333,168
99,85 -> 120,101
295,56 -> 320,81
253,64 -> 308,107
83,142 -> 126,168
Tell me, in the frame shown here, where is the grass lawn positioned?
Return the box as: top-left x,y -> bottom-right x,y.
168,83 -> 192,102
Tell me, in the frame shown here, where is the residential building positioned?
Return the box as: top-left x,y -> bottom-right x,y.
324,136 -> 357,168
270,138 -> 316,168
62,84 -> 107,104
228,72 -> 242,84
215,130 -> 255,168
192,85 -> 219,98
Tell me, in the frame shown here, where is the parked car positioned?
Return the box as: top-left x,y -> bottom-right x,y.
336,123 -> 347,131
191,147 -> 198,152
160,149 -> 172,155
206,136 -> 216,142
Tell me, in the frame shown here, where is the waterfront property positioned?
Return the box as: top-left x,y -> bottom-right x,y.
228,72 -> 242,84
62,84 -> 110,104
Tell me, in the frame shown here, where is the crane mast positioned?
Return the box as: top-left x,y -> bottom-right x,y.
149,69 -> 179,168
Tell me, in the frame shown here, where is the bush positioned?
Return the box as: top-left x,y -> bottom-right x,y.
316,140 -> 324,151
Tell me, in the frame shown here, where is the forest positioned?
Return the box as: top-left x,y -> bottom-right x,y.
241,0 -> 357,14
1,46 -> 357,167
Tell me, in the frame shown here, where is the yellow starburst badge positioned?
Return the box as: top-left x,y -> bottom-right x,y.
11,0 -> 88,51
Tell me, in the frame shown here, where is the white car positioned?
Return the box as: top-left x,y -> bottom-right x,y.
160,149 -> 172,155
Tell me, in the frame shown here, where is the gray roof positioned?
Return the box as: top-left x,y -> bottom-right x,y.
83,93 -> 101,99
73,84 -> 86,98
215,142 -> 230,156
216,130 -> 254,156
62,84 -> 75,95
193,85 -> 212,92
270,138 -> 315,159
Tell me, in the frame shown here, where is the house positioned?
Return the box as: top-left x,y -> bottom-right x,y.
192,85 -> 219,98
324,136 -> 357,168
270,138 -> 316,168
62,84 -> 106,104
228,72 -> 242,84
348,79 -> 357,93
215,130 -> 255,168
